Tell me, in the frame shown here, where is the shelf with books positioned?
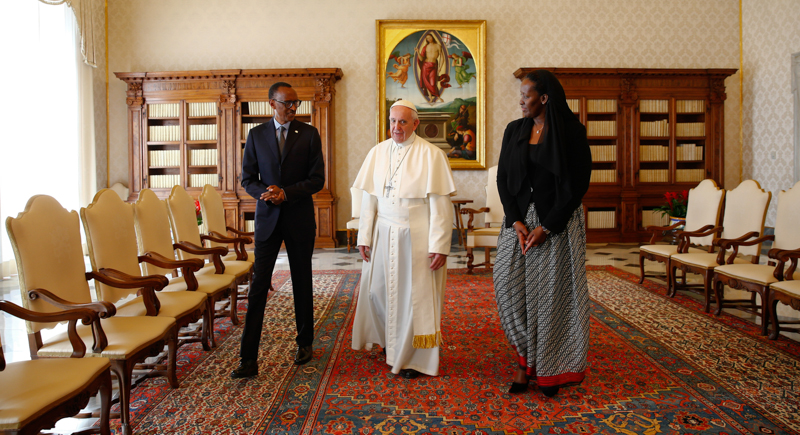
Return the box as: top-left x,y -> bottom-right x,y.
512,67 -> 735,243
117,68 -> 343,248
585,208 -> 617,230
640,206 -> 669,230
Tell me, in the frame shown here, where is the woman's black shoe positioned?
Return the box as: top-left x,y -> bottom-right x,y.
508,382 -> 528,394
540,386 -> 559,397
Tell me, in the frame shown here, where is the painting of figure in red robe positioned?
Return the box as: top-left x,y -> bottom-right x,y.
385,29 -> 478,164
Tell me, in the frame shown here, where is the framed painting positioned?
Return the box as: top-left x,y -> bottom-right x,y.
377,20 -> 487,170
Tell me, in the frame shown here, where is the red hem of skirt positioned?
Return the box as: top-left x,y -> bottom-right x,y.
514,349 -> 587,387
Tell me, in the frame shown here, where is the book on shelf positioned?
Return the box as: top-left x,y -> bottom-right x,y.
639,100 -> 669,113
675,122 -> 705,137
148,125 -> 181,142
676,143 -> 703,161
589,169 -> 616,183
586,99 -> 616,113
148,174 -> 180,189
640,169 -> 669,182
148,103 -> 179,118
586,120 -> 617,136
148,150 -> 180,167
566,99 -> 580,113
248,102 -> 274,116
676,100 -> 705,113
641,209 -> 669,228
675,169 -> 704,183
296,101 -> 312,115
190,149 -> 218,166
244,220 -> 255,233
242,122 -> 263,140
586,210 -> 615,229
639,145 -> 669,162
590,145 -> 616,162
640,119 -> 669,137
189,124 -> 218,141
189,173 -> 219,188
188,102 -> 217,117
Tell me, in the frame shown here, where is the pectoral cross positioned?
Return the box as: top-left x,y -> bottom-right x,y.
384,182 -> 394,197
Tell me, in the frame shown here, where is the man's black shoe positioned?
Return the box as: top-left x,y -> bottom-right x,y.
231,359 -> 258,379
399,369 -> 420,379
294,345 -> 313,365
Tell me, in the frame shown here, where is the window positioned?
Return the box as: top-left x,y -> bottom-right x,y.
0,2 -> 91,277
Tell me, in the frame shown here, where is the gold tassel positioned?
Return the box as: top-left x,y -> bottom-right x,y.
412,331 -> 443,349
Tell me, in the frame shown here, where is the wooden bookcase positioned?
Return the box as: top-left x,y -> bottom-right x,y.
115,68 -> 343,248
513,67 -> 737,243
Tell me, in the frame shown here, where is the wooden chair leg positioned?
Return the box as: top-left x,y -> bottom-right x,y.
759,289 -> 770,336
110,361 -> 134,435
229,284 -> 239,326
703,270 -> 713,313
98,369 -> 112,435
713,278 -> 725,316
484,247 -> 491,270
208,296 -> 219,349
769,294 -> 781,340
638,254 -> 646,284
466,247 -> 475,274
200,300 -> 212,351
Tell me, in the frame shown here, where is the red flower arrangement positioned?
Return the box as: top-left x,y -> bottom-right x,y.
194,199 -> 203,225
653,190 -> 688,218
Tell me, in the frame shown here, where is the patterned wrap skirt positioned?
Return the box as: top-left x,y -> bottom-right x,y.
493,202 -> 589,387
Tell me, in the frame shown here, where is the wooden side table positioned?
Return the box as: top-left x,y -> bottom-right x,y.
451,198 -> 473,247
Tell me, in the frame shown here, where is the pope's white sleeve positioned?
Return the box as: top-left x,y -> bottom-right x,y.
428,193 -> 453,255
357,189 -> 378,247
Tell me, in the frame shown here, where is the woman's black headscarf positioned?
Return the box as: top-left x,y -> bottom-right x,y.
508,69 -> 591,225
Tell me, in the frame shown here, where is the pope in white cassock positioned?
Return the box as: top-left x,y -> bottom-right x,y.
351,99 -> 457,379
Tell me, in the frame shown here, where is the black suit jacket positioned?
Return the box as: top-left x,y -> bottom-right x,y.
241,119 -> 325,241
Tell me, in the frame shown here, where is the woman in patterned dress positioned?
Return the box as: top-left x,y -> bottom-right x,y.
493,70 -> 592,396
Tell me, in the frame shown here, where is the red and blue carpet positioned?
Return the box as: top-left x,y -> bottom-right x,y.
112,266 -> 800,434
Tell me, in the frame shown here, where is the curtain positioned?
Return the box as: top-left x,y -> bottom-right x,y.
38,0 -> 97,67
0,1 -> 95,278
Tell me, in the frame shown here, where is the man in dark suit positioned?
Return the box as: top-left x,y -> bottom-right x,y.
232,82 -> 325,378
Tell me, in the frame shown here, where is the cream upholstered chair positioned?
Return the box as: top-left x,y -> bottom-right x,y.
767,249 -> 800,340
166,186 -> 252,287
81,189 -> 210,350
134,188 -> 239,346
638,179 -> 725,291
346,187 -> 362,253
460,166 -> 503,273
199,184 -> 254,263
6,195 -> 178,435
713,181 -> 800,336
0,301 -> 111,435
670,180 -> 771,315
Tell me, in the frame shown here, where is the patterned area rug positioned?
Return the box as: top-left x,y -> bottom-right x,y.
114,266 -> 800,434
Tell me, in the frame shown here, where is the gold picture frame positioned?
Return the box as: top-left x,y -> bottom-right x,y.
377,20 -> 487,170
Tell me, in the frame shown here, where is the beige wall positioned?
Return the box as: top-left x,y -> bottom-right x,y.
107,0 -> 740,229
742,0 -> 800,226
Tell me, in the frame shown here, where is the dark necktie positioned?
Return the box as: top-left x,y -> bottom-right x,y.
278,126 -> 286,159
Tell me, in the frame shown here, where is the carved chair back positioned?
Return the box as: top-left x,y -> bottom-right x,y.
5,195 -> 93,335
166,185 -> 205,262
199,184 -> 227,250
81,189 -> 144,304
134,189 -> 179,276
683,179 -> 725,248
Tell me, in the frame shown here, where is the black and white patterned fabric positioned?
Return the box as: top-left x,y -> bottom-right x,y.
493,202 -> 590,386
